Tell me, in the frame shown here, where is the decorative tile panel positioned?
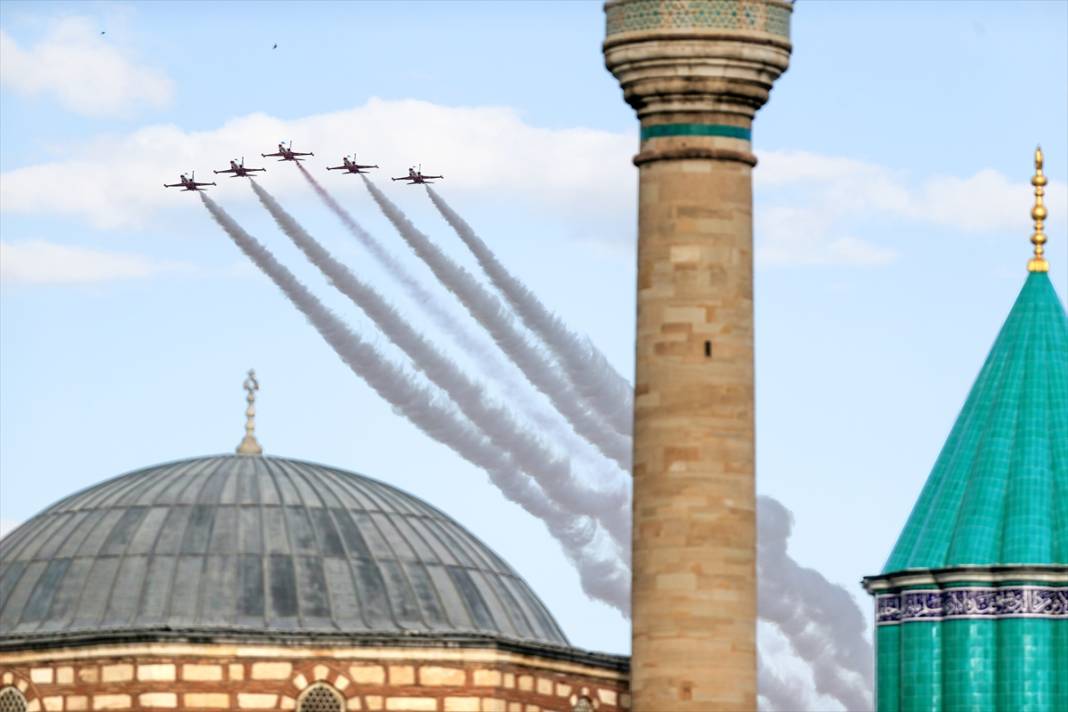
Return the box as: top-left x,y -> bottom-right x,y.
606,0 -> 791,40
876,586 -> 1068,625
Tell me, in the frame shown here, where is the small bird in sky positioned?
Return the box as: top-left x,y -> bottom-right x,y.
100,31 -> 106,35
272,43 -> 278,49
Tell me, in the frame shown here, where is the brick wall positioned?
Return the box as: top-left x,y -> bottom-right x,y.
0,642 -> 629,712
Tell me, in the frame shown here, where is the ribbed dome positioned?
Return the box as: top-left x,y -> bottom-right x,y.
0,455 -> 568,647
884,272 -> 1068,571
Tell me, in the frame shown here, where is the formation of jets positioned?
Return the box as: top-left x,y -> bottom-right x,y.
166,142 -> 442,191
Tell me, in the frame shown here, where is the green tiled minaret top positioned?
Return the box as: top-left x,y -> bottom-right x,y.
885,270 -> 1068,570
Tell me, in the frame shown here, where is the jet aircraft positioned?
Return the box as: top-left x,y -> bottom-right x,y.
163,172 -> 215,191
392,166 -> 444,184
214,158 -> 267,178
326,155 -> 378,174
262,141 -> 314,162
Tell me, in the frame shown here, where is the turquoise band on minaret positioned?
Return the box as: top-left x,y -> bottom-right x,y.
640,123 -> 752,141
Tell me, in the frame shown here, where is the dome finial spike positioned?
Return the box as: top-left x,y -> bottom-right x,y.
1028,145 -> 1049,273
236,368 -> 263,456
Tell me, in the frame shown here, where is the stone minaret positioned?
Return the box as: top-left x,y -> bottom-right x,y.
602,2 -> 792,709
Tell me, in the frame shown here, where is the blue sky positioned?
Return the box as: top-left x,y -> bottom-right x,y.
2,1 -> 1066,706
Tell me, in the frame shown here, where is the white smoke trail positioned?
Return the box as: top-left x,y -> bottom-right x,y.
298,164 -> 616,474
758,655 -> 817,712
363,177 -> 633,470
757,495 -> 874,711
426,187 -> 633,439
249,179 -> 631,552
200,192 -> 631,613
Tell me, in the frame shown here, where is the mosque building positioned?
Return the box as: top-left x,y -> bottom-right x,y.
0,374 -> 629,712
862,150 -> 1068,712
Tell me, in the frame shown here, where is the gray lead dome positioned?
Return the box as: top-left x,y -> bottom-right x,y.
0,455 -> 568,647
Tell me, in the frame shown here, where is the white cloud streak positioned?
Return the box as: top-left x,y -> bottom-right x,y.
0,17 -> 173,117
0,240 -> 188,285
755,150 -> 1067,266
1,100 -> 1057,268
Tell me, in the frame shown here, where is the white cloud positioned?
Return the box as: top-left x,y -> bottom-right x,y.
0,98 -> 636,231
1,99 -> 1058,270
0,16 -> 173,117
0,240 -> 189,284
755,150 -> 1067,266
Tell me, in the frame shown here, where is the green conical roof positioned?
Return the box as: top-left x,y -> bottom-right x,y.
885,271 -> 1068,572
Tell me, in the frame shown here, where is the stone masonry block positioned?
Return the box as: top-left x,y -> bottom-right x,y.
137,664 -> 176,682
92,694 -> 131,709
420,666 -> 466,686
443,698 -> 480,712
182,664 -> 223,681
183,694 -> 230,709
138,692 -> 177,708
251,661 -> 292,680
388,666 -> 414,685
238,693 -> 279,709
100,665 -> 133,683
473,670 -> 501,687
350,665 -> 385,685
385,698 -> 436,711
30,667 -> 53,684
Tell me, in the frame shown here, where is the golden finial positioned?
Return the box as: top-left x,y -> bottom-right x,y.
236,369 -> 263,456
1028,146 -> 1049,273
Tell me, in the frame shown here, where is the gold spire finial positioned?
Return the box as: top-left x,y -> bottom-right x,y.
1028,145 -> 1049,273
236,369 -> 263,456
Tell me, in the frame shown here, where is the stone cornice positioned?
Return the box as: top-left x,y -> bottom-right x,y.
862,564 -> 1068,593
0,629 -> 629,675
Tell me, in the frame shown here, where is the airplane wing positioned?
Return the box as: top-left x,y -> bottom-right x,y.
293,151 -> 314,156
213,168 -> 236,175
262,151 -> 283,157
193,181 -> 216,187
326,165 -> 345,170
423,175 -> 444,179
163,183 -> 183,188
391,177 -> 413,182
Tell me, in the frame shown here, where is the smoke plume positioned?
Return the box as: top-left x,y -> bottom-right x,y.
757,495 -> 874,711
426,186 -> 633,438
298,164 -> 608,465
249,179 -> 631,552
200,192 -> 631,612
363,177 -> 633,470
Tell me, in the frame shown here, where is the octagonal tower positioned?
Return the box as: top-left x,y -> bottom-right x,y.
602,2 -> 792,709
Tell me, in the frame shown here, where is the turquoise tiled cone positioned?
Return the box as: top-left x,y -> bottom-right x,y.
871,271 -> 1068,712
886,272 -> 1068,571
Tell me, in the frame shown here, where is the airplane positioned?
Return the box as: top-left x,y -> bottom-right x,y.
326,155 -> 378,174
391,166 -> 444,184
214,157 -> 267,178
262,141 -> 314,162
163,172 -> 215,191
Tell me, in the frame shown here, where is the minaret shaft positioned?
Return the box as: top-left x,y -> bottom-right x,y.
603,2 -> 791,709
633,156 -> 756,709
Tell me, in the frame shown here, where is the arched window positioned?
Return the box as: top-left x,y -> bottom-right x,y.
0,687 -> 27,712
573,697 -> 595,712
298,683 -> 343,712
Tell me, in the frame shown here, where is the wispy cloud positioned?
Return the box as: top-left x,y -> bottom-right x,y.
0,98 -> 635,230
0,240 -> 190,285
0,99 -> 1057,271
754,150 -> 1066,266
0,16 -> 173,117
